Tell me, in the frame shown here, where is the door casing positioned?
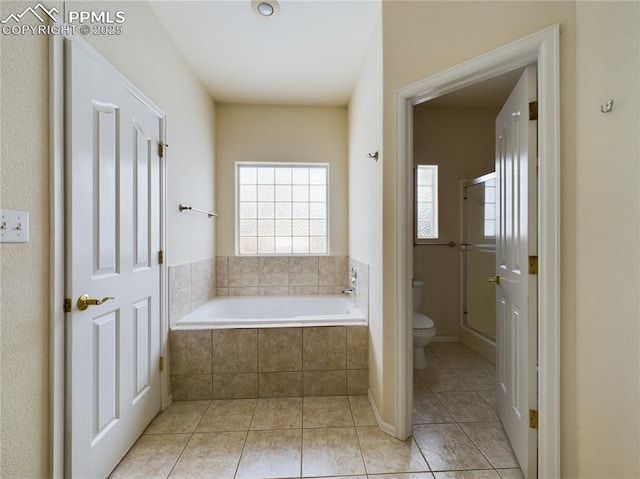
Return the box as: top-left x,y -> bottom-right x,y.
49,31 -> 169,478
394,25 -> 560,478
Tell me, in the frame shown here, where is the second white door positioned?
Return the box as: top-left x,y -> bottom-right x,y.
495,65 -> 538,478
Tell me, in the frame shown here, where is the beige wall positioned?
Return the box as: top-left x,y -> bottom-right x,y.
215,104 -> 348,256
0,1 -> 216,476
66,1 -> 217,266
412,106 -> 496,338
0,2 -> 61,475
347,16 -> 383,413
574,2 -> 640,477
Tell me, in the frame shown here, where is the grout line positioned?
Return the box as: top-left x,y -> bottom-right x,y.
299,424 -> 304,478
232,399 -> 258,479
246,396 -> 261,432
163,402 -> 213,479
164,431 -> 194,478
352,423 -> 368,476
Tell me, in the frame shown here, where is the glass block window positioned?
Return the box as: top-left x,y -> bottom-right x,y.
484,177 -> 496,237
415,165 -> 439,240
236,163 -> 329,255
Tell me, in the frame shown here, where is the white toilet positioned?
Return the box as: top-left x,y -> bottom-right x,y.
412,280 -> 436,369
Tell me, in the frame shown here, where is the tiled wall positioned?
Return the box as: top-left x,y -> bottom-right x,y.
349,257 -> 369,319
169,255 -> 370,326
169,326 -> 369,400
215,256 -> 349,297
169,258 -> 216,327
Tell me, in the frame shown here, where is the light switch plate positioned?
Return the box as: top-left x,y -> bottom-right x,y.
0,209 -> 29,243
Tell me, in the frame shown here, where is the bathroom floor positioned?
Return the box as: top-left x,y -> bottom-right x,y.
110,342 -> 524,479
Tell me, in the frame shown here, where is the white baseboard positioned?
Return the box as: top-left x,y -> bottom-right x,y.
367,389 -> 396,437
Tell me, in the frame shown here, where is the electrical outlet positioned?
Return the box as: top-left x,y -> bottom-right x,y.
0,209 -> 29,243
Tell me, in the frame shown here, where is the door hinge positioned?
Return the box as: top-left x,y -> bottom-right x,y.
529,409 -> 539,429
529,101 -> 538,121
158,250 -> 164,265
529,256 -> 538,275
64,298 -> 72,313
158,142 -> 169,158
159,356 -> 164,372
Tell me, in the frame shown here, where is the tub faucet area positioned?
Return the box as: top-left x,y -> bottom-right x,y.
342,287 -> 355,294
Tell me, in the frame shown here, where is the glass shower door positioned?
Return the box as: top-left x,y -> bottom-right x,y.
462,173 -> 496,341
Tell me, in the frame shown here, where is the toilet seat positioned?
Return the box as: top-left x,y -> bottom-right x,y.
413,312 -> 435,331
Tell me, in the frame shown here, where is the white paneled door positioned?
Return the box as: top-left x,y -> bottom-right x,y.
66,39 -> 163,478
495,66 -> 538,478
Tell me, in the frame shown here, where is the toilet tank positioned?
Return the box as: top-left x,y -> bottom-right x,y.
412,280 -> 424,312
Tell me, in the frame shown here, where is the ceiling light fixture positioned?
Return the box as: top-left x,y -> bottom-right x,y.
252,0 -> 279,18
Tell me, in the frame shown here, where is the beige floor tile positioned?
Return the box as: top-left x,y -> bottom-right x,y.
168,432 -> 246,479
368,474 -> 435,479
413,423 -> 492,471
496,468 -> 525,479
414,372 -> 432,393
357,426 -> 429,474
250,397 -> 303,430
433,471 -> 501,479
195,399 -> 256,432
413,391 -> 455,425
427,342 -> 473,354
144,401 -> 210,434
476,389 -> 497,410
437,352 -> 494,370
415,368 -> 472,392
236,429 -> 302,479
302,427 -> 366,477
109,434 -> 190,479
422,353 -> 452,371
435,391 -> 499,422
348,395 -> 378,426
303,396 -> 354,428
460,422 -> 519,469
304,476 -> 368,479
452,369 -> 497,391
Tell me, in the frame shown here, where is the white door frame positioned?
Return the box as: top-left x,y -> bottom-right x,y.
394,25 -> 560,478
49,30 -> 170,478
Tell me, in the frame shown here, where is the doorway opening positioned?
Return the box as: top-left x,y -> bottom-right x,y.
394,25 -> 560,479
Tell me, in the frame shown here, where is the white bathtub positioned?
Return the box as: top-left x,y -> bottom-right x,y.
173,295 -> 367,330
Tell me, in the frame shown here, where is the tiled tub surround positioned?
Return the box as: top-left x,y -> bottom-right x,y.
169,255 -> 369,326
215,255 -> 350,297
348,257 -> 369,319
174,295 -> 366,329
169,258 -> 216,327
170,326 -> 369,400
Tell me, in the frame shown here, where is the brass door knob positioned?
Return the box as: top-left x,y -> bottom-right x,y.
77,294 -> 114,311
488,276 -> 500,285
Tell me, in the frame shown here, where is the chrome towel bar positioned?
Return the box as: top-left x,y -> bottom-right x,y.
178,203 -> 218,218
413,241 -> 456,248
